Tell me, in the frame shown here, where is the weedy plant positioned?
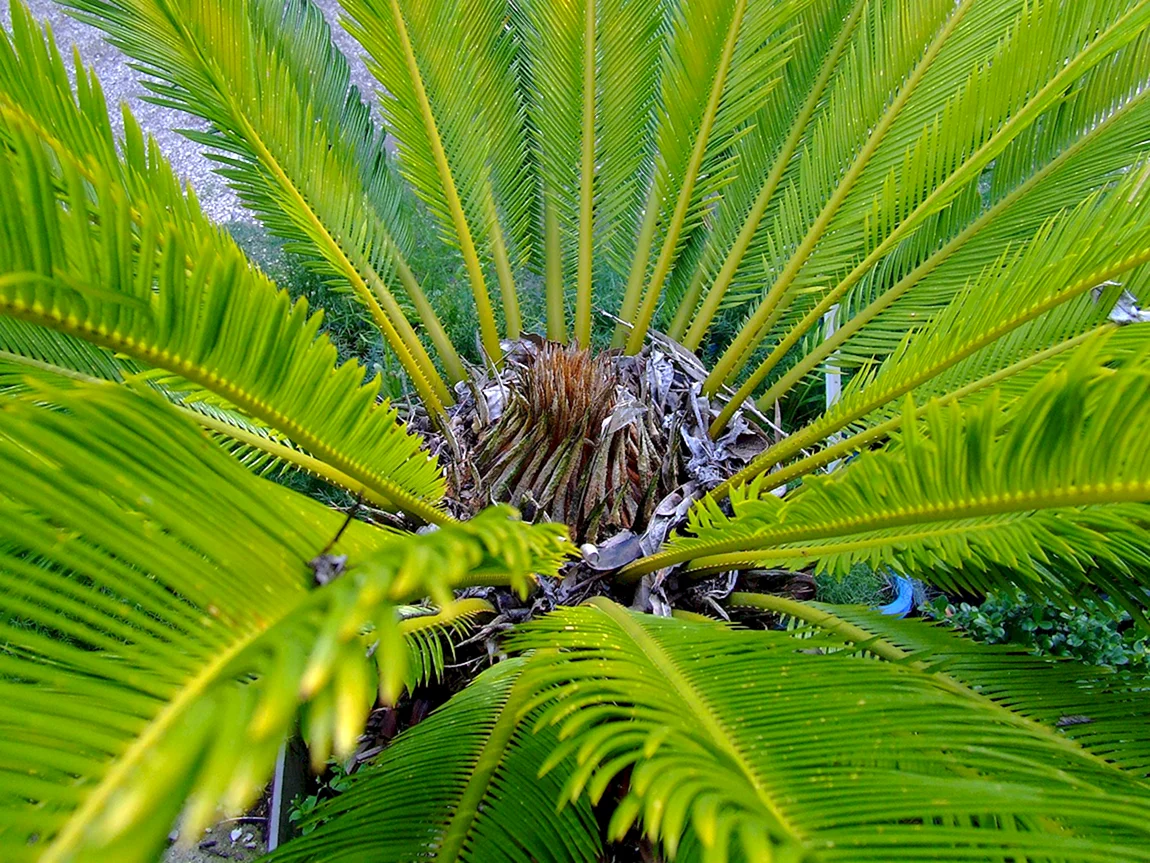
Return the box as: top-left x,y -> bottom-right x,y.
3,0 -> 1150,860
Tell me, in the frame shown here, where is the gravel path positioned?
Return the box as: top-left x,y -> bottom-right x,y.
2,0 -> 381,226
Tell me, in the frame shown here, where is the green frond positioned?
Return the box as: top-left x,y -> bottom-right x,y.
512,0 -> 595,342
0,347 -> 320,482
0,319 -> 363,492
61,0 -> 461,404
181,399 -> 338,480
738,33 -> 1150,419
270,659 -> 601,863
810,34 -> 1150,378
0,318 -> 129,385
700,0 -> 972,384
399,598 -> 494,692
0,323 -> 405,491
343,0 -> 515,358
629,345 -> 1150,605
0,301 -> 345,483
0,26 -> 449,521
733,593 -> 1150,774
718,317 -> 1129,495
511,599 -> 1150,862
854,289 -> 1145,436
594,0 -> 663,280
721,162 -> 1150,484
670,0 -> 863,346
703,0 -> 1150,407
0,377 -> 566,862
618,0 -> 806,351
0,381 -> 388,857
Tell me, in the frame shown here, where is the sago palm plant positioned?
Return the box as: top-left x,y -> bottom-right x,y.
3,0 -> 1150,859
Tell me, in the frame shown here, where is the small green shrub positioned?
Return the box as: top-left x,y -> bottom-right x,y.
926,592 -> 1150,669
288,761 -> 354,837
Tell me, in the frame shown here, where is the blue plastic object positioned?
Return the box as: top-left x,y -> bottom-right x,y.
877,574 -> 916,617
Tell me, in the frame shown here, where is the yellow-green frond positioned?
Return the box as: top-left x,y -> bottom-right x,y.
343,0 -> 525,358
0,378 -> 566,862
268,659 -> 601,863
0,30 -> 449,520
702,0 -> 1150,412
62,0 -> 461,403
631,343 -> 1150,607
510,600 -> 1150,862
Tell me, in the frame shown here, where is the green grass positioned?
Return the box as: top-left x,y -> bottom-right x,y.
814,563 -> 889,606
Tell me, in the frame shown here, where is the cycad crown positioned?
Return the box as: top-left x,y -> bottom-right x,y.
2,0 -> 1150,861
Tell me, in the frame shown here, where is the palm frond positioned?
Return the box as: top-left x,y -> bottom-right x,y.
343,0 -> 516,358
719,318 -> 1136,503
767,33 -> 1150,394
740,33 -> 1150,418
619,0 -> 805,352
721,162 -> 1150,486
271,659 -> 601,862
733,593 -> 1150,774
629,344 -> 1150,607
670,0 -> 864,347
399,598 -> 494,692
703,0 -> 1150,405
0,23 -> 448,521
0,318 -> 129,385
511,599 -> 1150,862
0,346 -> 321,482
699,0 -> 975,383
60,0 -> 461,406
847,286 -> 1146,441
0,313 -> 323,483
740,299 -> 1150,496
511,0 -> 665,344
0,377 -> 567,862
594,0 -> 663,284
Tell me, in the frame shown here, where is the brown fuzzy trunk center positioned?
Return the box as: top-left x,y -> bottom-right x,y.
462,341 -> 671,542
433,336 -> 774,549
